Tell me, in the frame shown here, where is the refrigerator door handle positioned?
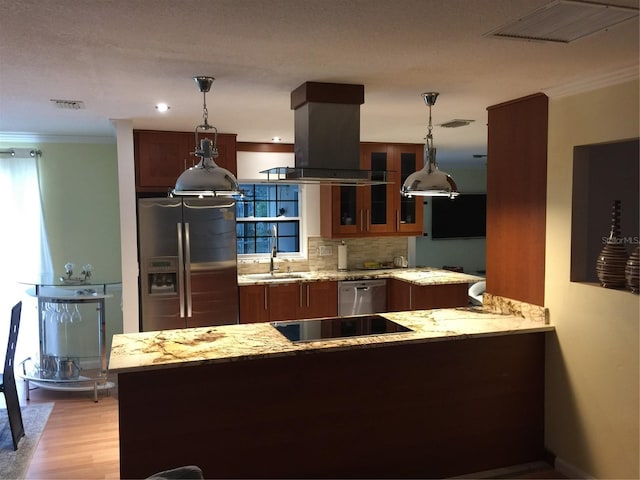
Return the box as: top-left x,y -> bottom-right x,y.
184,222 -> 192,318
177,222 -> 186,318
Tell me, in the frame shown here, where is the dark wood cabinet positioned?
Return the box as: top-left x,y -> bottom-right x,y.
486,94 -> 547,306
387,278 -> 469,311
134,130 -> 237,193
297,280 -> 338,319
238,284 -> 270,323
119,332 -> 545,479
239,281 -> 337,323
320,143 -> 423,238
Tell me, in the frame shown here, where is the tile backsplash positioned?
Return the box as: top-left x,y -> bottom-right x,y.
237,236 -> 409,274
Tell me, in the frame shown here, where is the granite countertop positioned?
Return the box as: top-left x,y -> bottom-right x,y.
109,293 -> 552,374
238,267 -> 484,286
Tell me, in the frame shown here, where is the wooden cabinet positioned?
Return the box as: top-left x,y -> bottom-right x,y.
239,281 -> 338,323
320,143 -> 423,238
119,332 -> 545,479
238,284 -> 270,323
298,280 -> 338,319
387,278 -> 469,311
486,94 -> 547,306
134,130 -> 237,193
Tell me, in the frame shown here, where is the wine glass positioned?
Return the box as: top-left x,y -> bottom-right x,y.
60,304 -> 71,324
71,304 -> 82,323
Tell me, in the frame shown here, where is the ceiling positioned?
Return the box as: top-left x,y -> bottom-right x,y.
0,0 -> 638,166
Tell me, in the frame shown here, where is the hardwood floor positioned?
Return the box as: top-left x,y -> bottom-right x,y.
4,377 -> 566,479
11,377 -> 120,480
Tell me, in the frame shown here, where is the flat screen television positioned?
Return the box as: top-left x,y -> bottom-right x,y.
430,193 -> 486,239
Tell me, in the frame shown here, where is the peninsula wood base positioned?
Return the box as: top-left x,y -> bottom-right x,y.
118,333 -> 545,479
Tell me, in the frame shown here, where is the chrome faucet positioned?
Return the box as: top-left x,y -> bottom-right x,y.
269,225 -> 278,275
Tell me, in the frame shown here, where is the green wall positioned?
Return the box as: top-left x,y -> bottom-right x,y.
2,139 -> 123,356
36,142 -> 122,279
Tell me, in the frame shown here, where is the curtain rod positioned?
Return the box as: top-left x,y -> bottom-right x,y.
0,148 -> 42,157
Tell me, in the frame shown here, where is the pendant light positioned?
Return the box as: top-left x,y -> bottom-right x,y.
172,76 -> 241,197
401,92 -> 459,198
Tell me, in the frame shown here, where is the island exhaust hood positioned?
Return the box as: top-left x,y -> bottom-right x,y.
261,82 -> 389,185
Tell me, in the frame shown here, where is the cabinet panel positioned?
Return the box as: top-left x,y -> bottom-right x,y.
134,130 -> 237,193
411,283 -> 469,310
395,146 -> 424,235
361,144 -> 395,234
239,284 -> 269,323
298,281 -> 338,319
486,94 -> 547,306
240,280 -> 338,323
320,143 -> 423,238
268,283 -> 299,321
387,279 -> 468,311
387,278 -> 412,312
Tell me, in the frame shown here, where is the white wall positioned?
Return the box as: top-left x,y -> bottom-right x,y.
411,165 -> 487,273
545,79 -> 639,479
114,120 -> 139,334
236,150 -> 320,242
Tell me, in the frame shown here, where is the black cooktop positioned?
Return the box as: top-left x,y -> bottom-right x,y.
271,315 -> 412,343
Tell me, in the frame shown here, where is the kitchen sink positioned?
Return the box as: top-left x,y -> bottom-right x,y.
243,272 -> 308,282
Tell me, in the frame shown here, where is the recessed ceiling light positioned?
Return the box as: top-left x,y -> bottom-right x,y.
155,103 -> 170,113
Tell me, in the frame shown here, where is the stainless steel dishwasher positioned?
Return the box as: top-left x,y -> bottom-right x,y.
338,279 -> 387,316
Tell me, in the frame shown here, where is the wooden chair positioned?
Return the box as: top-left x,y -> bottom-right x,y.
0,301 -> 25,450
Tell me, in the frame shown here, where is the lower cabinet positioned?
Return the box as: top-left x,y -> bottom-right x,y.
387,279 -> 469,311
239,281 -> 338,323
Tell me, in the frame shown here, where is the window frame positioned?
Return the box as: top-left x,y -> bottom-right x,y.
235,183 -> 303,258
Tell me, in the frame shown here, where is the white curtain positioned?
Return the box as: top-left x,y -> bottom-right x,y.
0,150 -> 53,366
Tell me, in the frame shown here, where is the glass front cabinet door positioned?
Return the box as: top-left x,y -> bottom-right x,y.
320,143 -> 424,238
394,145 -> 424,235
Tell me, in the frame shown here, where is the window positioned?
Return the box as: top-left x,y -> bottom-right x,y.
236,184 -> 300,254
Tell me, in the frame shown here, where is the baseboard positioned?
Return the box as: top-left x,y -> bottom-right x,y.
450,461 -> 553,479
555,456 -> 594,479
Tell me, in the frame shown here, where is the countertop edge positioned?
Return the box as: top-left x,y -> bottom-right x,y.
109,308 -> 553,374
237,267 -> 485,286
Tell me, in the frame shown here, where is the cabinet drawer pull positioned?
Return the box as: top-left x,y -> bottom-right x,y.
264,286 -> 268,310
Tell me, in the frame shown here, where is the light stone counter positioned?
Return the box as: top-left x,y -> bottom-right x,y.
238,267 -> 484,286
109,295 -> 552,374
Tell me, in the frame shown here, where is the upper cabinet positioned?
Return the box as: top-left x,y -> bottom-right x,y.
320,143 -> 424,238
134,130 -> 237,193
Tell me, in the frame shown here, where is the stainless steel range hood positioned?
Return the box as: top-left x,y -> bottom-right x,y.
261,82 -> 389,185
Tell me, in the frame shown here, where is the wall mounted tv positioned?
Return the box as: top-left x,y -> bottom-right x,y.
430,194 -> 486,239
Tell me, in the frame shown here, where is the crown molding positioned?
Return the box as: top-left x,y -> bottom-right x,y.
542,64 -> 639,98
0,132 -> 116,144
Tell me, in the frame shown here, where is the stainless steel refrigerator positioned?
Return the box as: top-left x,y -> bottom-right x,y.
137,197 -> 239,331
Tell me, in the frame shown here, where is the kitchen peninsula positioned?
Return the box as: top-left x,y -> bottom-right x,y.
111,294 -> 552,479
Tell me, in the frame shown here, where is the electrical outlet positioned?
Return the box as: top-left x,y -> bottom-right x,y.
319,246 -> 333,256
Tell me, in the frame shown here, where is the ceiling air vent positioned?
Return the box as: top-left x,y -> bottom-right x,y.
484,0 -> 639,43
50,99 -> 86,110
439,119 -> 475,128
